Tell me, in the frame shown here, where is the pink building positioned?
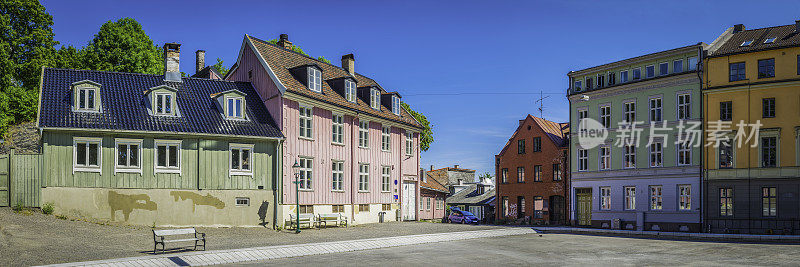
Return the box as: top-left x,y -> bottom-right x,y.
419,170 -> 448,220
226,34 -> 423,225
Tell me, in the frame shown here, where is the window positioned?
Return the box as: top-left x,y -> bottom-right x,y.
578,109 -> 588,121
235,197 -> 250,207
518,139 -> 525,154
720,188 -> 733,216
370,88 -> 380,109
673,59 -> 684,73
358,163 -> 369,192
358,121 -> 369,148
405,131 -> 414,156
502,197 -> 509,217
533,196 -> 544,219
381,166 -> 391,192
599,146 -> 611,170
552,164 -> 562,181
586,77 -> 593,90
392,96 -> 400,115
757,58 -> 775,79
650,142 -> 663,167
740,40 -> 753,46
762,98 -> 775,118
764,37 -> 776,44
620,70 -> 629,83
574,80 -> 582,91
578,149 -> 588,171
298,157 -> 312,190
229,144 -> 253,175
299,105 -> 313,139
381,126 -> 391,151
332,205 -> 344,213
632,68 -> 641,80
436,197 -> 444,210
76,87 -> 97,111
517,196 -> 526,218
345,79 -> 356,102
729,62 -> 746,81
677,93 -> 691,120
678,185 -> 691,210
74,137 -> 101,172
426,198 -> 431,210
155,140 -> 180,173
720,101 -> 732,121
308,67 -> 321,92
624,187 -> 636,210
649,97 -> 662,122
501,168 -> 508,183
359,204 -> 370,212
623,101 -> 636,122
384,203 -> 393,211
687,57 -> 698,71
659,62 -> 669,76
600,105 -> 611,128
650,186 -> 662,210
608,72 -> 616,85
719,140 -> 733,169
533,137 -> 541,152
115,139 -> 141,173
624,145 -> 636,168
332,114 -> 344,144
517,167 -> 525,182
533,165 -> 542,182
597,74 -> 604,88
645,65 -> 655,78
762,187 -> 777,217
600,187 -> 611,210
154,93 -> 173,115
678,141 -> 692,166
332,161 -> 344,191
226,97 -> 244,119
420,198 -> 424,211
761,136 -> 777,168
300,205 -> 314,214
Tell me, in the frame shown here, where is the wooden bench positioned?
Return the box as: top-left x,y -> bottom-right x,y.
317,213 -> 348,228
286,213 -> 316,229
152,228 -> 206,254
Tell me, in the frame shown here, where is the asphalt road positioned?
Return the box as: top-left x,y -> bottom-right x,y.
235,233 -> 800,266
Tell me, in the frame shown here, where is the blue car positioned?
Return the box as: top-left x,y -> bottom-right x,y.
448,209 -> 479,224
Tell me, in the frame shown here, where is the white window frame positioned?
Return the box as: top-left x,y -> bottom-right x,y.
718,135 -> 736,169
154,140 -> 181,174
673,59 -> 684,73
623,144 -> 636,169
235,197 -> 250,207
578,149 -> 588,171
624,186 -> 636,210
73,137 -> 102,174
299,104 -> 313,140
154,92 -> 174,116
332,160 -> 344,192
677,140 -> 692,166
632,67 -> 641,80
114,138 -> 142,175
650,141 -> 663,168
650,185 -> 663,210
687,56 -> 698,71
381,166 -> 391,192
370,88 -> 380,110
359,120 -> 369,148
331,113 -> 344,145
600,187 -> 611,210
599,104 -> 611,129
677,93 -> 691,120
599,146 -> 611,170
517,167 -> 525,182
76,87 -> 99,112
225,96 -> 245,120
623,100 -> 636,123
658,62 -> 669,76
359,163 -> 369,192
308,67 -> 322,92
345,79 -> 356,102
229,143 -> 254,176
678,184 -> 691,211
620,70 -> 629,83
645,64 -> 655,78
381,126 -> 391,152
298,157 -> 313,190
649,96 -> 662,122
392,96 -> 400,115
405,131 -> 414,156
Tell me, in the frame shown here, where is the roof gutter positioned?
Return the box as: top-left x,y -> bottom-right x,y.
39,127 -> 286,141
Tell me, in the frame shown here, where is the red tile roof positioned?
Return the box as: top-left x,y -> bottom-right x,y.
497,115 -> 568,157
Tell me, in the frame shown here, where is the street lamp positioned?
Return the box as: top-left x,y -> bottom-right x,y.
292,159 -> 301,234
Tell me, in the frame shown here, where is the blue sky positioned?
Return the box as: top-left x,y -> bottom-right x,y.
43,0 -> 799,177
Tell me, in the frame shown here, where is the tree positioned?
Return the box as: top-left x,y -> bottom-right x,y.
402,102 -> 433,151
80,18 -> 163,74
211,58 -> 229,77
478,172 -> 494,181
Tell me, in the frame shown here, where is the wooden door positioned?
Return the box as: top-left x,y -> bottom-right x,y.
576,189 -> 592,226
402,181 -> 416,221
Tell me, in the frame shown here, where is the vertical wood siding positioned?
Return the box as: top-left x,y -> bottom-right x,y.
10,154 -> 42,207
0,154 -> 8,206
227,43 -> 283,130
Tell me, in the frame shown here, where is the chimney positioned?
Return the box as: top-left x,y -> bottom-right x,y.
454,164 -> 459,169
195,50 -> 205,74
341,54 -> 355,74
733,24 -> 745,33
163,43 -> 182,82
430,165 -> 434,171
277,34 -> 292,50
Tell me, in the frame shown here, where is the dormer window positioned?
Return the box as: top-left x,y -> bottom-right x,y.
308,67 -> 322,92
370,88 -> 380,109
146,85 -> 178,117
154,93 -> 173,115
226,96 -> 244,119
345,79 -> 356,102
211,89 -> 248,120
392,96 -> 401,115
78,87 -> 97,111
71,80 -> 102,112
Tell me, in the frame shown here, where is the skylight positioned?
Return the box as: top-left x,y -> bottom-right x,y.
764,37 -> 776,44
740,40 -> 753,46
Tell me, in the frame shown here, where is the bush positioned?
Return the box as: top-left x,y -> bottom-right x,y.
42,202 -> 55,215
11,201 -> 24,212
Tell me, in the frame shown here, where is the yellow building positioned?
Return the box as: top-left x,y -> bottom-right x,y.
702,21 -> 800,234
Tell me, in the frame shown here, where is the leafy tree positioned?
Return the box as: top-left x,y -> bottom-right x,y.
51,45 -> 83,69
478,172 -> 494,181
267,39 -> 310,57
211,58 -> 229,77
80,18 -> 163,74
317,56 -> 331,64
402,102 -> 433,151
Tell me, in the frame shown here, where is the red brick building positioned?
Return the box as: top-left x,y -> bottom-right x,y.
495,115 -> 569,225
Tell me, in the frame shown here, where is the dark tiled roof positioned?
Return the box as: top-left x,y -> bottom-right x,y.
191,66 -> 223,80
446,184 -> 495,205
38,68 -> 283,138
710,24 -> 800,57
246,35 -> 422,129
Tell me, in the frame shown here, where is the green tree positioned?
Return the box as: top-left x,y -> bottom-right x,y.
80,18 -> 163,74
317,56 -> 331,64
211,58 -> 229,77
402,102 -> 433,151
50,45 -> 83,69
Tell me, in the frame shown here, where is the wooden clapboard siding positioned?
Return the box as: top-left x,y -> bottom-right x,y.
9,153 -> 42,207
0,154 -> 8,206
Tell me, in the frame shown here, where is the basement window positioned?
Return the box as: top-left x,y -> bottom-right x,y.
235,197 -> 250,207
740,40 -> 753,46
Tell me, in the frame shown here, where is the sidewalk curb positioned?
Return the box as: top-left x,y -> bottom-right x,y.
532,227 -> 800,243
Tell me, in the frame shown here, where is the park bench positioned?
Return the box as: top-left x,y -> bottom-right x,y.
286,213 -> 316,229
317,213 -> 348,228
152,228 -> 206,254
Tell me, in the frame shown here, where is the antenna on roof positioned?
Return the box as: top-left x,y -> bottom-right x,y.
534,90 -> 550,120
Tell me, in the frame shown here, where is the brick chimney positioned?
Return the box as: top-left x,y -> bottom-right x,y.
277,34 -> 292,50
163,43 -> 181,82
430,165 -> 434,171
341,54 -> 355,74
195,50 -> 205,74
733,24 -> 745,33
454,164 -> 459,169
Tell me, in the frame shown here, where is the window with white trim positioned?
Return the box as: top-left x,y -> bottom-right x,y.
391,96 -> 400,115
115,139 -> 141,173
299,105 -> 313,139
624,144 -> 636,168
345,79 -> 356,102
632,68 -> 641,80
649,97 -> 662,122
381,126 -> 391,151
687,56 -> 698,71
650,185 -> 662,210
624,101 -> 635,123
405,131 -> 414,156
650,141 -> 663,167
677,93 -> 691,120
226,96 -> 244,119
332,114 -> 344,144
678,185 -> 691,210
359,163 -> 369,192
370,88 -> 380,110
230,144 -> 253,175
155,140 -> 181,173
359,120 -> 369,148
298,157 -> 312,190
381,166 -> 391,192
646,65 -> 655,78
620,70 -> 629,83
600,105 -> 611,128
578,149 -> 588,171
308,67 -> 321,92
74,137 -> 101,172
332,161 -> 344,191
599,146 -> 611,170
76,87 -> 98,111
624,186 -> 636,210
678,140 -> 691,166
517,167 -> 525,183
154,93 -> 173,116
673,59 -> 684,73
600,187 -> 611,210
659,62 -> 669,76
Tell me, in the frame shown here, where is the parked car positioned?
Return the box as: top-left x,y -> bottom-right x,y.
448,208 -> 479,224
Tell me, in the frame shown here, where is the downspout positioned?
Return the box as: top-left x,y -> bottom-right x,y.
274,139 -> 282,230
696,46 -> 704,232
350,115 -> 356,224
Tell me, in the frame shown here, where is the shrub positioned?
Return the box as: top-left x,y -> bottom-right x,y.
11,201 -> 24,212
41,202 -> 54,215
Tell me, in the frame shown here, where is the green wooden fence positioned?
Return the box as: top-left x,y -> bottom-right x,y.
0,150 -> 43,208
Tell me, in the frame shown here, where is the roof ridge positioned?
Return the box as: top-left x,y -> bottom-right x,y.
46,67 -> 249,84
736,23 -> 795,33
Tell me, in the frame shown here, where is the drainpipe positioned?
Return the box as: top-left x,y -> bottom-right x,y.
274,139 -> 282,230
696,46 -> 704,232
350,115 -> 356,224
